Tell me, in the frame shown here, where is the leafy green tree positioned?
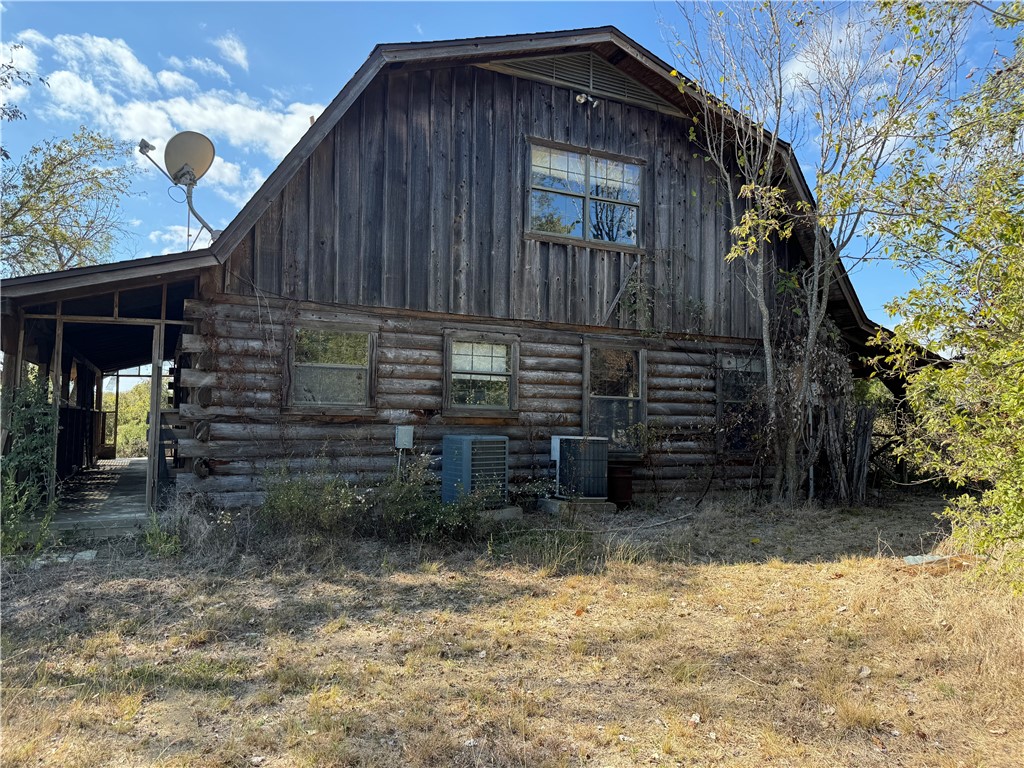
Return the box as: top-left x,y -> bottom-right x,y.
874,2 -> 1024,581
1,126 -> 139,277
115,380 -> 151,458
668,1 -> 966,502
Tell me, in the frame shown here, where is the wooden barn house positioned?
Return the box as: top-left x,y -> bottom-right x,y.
0,27 -> 881,513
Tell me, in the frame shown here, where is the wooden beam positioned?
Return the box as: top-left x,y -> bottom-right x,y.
47,312 -> 63,506
20,313 -> 188,326
0,304 -> 23,452
145,323 -> 164,511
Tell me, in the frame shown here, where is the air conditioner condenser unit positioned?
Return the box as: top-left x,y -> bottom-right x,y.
441,435 -> 509,506
551,436 -> 609,499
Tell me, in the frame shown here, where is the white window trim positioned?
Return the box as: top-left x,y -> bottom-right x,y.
528,139 -> 644,249
443,329 -> 520,418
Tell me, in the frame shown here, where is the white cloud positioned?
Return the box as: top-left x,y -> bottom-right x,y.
202,157 -> 266,207
211,32 -> 248,72
43,70 -> 115,120
20,30 -> 321,162
414,23 -> 424,36
19,30 -> 155,96
0,38 -> 40,106
156,69 -> 197,93
166,54 -> 231,83
147,224 -> 212,253
12,29 -> 323,232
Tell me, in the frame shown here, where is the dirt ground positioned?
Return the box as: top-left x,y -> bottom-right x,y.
2,492 -> 1022,767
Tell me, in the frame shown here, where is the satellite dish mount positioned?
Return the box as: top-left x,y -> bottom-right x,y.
139,131 -> 220,242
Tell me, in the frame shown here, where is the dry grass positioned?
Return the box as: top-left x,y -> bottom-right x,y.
2,493 -> 1022,767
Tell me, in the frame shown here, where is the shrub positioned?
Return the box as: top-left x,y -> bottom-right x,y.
258,456 -> 482,546
1,376 -> 56,556
143,510 -> 182,558
361,456 -> 481,542
259,467 -> 361,541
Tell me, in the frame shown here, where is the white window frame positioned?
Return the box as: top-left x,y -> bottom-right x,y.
443,330 -> 519,418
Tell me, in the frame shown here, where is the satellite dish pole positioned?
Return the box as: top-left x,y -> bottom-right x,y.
139,131 -> 221,242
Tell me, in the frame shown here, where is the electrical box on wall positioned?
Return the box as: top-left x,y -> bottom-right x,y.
395,426 -> 414,450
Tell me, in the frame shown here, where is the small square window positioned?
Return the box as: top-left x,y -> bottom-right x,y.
444,332 -> 519,416
290,328 -> 374,408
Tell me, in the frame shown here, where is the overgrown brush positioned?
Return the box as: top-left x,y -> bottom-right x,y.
1,376 -> 56,557
360,456 -> 482,542
151,456 -> 489,560
260,463 -> 362,542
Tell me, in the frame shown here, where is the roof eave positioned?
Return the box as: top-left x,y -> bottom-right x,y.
0,249 -> 217,301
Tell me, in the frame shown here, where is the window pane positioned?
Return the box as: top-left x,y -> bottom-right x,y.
293,365 -> 367,405
723,370 -> 761,401
451,373 -> 510,408
530,190 -> 584,238
531,146 -> 585,194
591,348 -> 639,397
589,201 -> 638,245
295,330 -> 368,366
589,157 -> 640,203
590,397 -> 641,447
452,341 -> 510,374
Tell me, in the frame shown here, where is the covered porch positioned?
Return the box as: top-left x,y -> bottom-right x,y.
1,252 -> 217,531
49,458 -> 149,539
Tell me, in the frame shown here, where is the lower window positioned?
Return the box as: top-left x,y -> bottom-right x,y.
586,346 -> 645,450
719,353 -> 765,452
444,331 -> 519,416
290,328 -> 374,408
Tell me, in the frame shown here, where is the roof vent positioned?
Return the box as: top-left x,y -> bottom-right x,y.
484,52 -> 680,116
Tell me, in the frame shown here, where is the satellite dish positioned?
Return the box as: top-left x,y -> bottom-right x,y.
164,131 -> 215,185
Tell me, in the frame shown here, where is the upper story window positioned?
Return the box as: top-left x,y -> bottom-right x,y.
529,144 -> 641,247
290,327 -> 375,409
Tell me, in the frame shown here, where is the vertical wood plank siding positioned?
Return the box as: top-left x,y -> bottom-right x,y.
178,297 -> 759,506
226,64 -> 759,338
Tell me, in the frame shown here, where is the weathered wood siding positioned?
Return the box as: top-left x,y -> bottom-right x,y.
224,64 -> 759,339
177,296 -> 759,507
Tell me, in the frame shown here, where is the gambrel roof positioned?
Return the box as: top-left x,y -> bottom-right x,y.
1,26 -> 876,363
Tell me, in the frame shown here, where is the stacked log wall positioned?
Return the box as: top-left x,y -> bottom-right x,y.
177,296 -> 760,507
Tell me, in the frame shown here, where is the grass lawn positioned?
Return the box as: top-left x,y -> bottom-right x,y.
2,494 -> 1022,767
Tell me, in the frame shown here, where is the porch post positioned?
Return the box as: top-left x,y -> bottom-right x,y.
145,322 -> 165,511
0,302 -> 23,453
48,310 -> 64,506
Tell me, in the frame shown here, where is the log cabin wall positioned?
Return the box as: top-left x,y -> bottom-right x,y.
223,63 -> 761,340
177,296 -> 760,507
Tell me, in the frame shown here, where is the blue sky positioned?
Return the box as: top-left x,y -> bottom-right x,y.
0,1 -> 1011,325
